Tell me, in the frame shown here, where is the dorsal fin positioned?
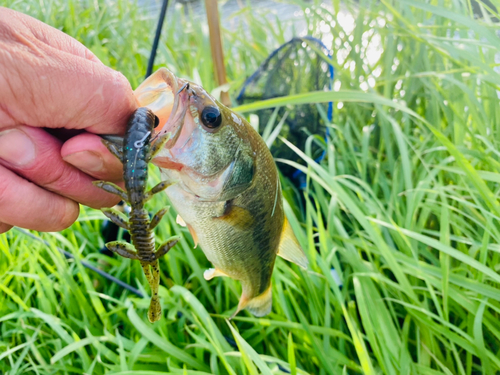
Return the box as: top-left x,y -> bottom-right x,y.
277,217 -> 308,269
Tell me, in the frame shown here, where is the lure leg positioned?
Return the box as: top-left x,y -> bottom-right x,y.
93,181 -> 128,202
144,181 -> 173,201
105,241 -> 139,259
102,139 -> 124,162
154,238 -> 179,259
142,261 -> 162,323
149,132 -> 171,158
149,260 -> 161,323
141,261 -> 154,286
101,208 -> 130,230
149,207 -> 169,230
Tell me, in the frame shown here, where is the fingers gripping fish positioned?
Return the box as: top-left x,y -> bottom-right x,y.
134,68 -> 309,318
93,107 -> 180,323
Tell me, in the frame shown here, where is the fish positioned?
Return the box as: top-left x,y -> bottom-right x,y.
133,68 -> 308,317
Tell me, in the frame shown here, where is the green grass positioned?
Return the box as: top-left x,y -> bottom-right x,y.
2,0 -> 500,373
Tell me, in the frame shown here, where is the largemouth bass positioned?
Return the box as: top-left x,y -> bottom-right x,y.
134,68 -> 308,317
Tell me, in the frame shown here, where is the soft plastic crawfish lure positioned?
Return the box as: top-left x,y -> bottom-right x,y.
93,107 -> 178,323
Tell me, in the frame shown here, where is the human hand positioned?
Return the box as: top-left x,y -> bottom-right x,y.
0,7 -> 137,234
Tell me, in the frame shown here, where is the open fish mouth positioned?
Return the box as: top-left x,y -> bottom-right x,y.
134,68 -> 189,149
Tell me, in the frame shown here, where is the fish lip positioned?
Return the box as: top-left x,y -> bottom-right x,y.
157,88 -> 190,149
134,68 -> 180,133
150,88 -> 190,168
134,68 -> 193,155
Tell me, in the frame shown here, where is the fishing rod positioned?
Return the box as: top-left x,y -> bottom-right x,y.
146,0 -> 170,78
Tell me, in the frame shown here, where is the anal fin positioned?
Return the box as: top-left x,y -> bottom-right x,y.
278,217 -> 308,269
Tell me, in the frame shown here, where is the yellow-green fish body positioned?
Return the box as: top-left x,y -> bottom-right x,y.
134,68 -> 308,317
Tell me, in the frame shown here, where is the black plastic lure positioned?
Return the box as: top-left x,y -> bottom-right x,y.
93,107 -> 177,323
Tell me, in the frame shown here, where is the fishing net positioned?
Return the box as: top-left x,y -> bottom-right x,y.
236,36 -> 334,187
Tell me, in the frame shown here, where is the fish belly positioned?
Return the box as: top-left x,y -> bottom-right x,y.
165,182 -> 282,316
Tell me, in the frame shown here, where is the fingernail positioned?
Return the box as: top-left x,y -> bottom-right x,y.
63,150 -> 104,174
0,129 -> 36,167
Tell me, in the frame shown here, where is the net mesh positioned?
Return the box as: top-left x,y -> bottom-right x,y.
236,36 -> 334,184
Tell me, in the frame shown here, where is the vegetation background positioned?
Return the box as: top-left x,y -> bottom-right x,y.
1,0 -> 500,374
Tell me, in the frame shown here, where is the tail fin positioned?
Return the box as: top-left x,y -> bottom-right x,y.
231,284 -> 273,319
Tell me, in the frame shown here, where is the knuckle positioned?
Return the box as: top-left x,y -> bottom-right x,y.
48,200 -> 79,231
41,161 -> 70,189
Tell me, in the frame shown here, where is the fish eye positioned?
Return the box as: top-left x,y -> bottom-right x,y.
153,115 -> 160,128
201,106 -> 222,129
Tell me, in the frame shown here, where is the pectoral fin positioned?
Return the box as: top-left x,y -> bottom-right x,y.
175,215 -> 198,248
204,268 -> 229,280
213,203 -> 254,231
278,217 -> 308,269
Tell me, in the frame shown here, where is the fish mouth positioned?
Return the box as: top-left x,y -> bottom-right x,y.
134,68 -> 189,149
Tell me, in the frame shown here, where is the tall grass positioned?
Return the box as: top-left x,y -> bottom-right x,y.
1,0 -> 500,374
